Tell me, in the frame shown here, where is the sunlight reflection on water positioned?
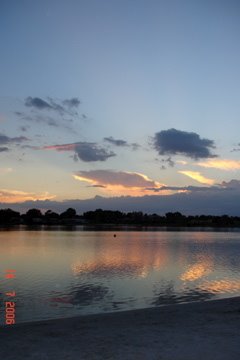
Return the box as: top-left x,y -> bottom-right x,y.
0,228 -> 240,323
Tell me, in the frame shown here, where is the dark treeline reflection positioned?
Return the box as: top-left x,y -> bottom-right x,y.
1,207 -> 240,227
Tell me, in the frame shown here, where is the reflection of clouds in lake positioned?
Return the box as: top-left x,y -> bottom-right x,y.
180,259 -> 213,282
199,279 -> 240,294
71,260 -> 147,278
151,281 -> 213,306
49,283 -> 111,306
71,234 -> 168,279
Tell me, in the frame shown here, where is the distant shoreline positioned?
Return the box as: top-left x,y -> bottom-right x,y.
1,224 -> 240,230
1,208 -> 240,227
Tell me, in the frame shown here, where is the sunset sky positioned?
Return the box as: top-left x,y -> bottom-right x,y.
1,0 -> 240,214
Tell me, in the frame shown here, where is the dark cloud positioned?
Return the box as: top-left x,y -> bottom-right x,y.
75,143 -> 115,162
16,112 -> 75,132
44,142 -> 116,162
0,147 -> 9,152
221,179 -> 240,189
47,97 -> 65,114
18,112 -> 59,127
131,142 -> 140,150
63,98 -> 81,108
25,97 -> 81,116
147,180 -> 240,193
25,97 -> 52,110
73,153 -> 78,162
87,184 -> 107,188
153,129 -> 217,159
0,133 -> 28,145
19,126 -> 29,132
39,116 -> 58,127
104,136 -> 128,147
146,185 -> 223,192
161,157 -> 175,167
104,136 -> 140,150
16,96 -> 82,130
20,145 -> 39,150
231,144 -> 240,152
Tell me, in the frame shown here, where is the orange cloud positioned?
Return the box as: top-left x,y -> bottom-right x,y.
197,159 -> 240,171
179,171 -> 215,185
0,189 -> 55,203
74,170 -> 168,196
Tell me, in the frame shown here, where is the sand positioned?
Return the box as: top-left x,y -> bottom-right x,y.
1,296 -> 240,360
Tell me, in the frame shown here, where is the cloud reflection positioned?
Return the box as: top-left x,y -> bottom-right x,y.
71,235 -> 168,279
180,260 -> 212,282
49,283 -> 111,306
199,279 -> 240,294
152,282 -> 213,306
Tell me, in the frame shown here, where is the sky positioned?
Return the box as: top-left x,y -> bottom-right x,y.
0,0 -> 240,214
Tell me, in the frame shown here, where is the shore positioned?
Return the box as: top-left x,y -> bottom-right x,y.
1,297 -> 240,360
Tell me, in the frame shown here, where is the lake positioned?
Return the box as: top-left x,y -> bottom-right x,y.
1,227 -> 240,324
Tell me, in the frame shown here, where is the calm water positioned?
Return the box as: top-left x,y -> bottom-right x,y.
1,228 -> 240,324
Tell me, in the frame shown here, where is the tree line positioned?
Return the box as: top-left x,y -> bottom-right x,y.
0,207 -> 240,227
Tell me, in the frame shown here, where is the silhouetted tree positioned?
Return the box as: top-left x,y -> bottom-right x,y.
0,208 -> 20,224
60,208 -> 76,219
165,212 -> 186,224
24,208 -> 43,224
44,210 -> 60,224
44,210 -> 59,219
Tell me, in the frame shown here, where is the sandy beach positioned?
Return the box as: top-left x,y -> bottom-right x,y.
1,296 -> 240,360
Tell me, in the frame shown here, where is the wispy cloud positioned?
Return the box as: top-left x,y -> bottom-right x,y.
16,113 -> 60,127
104,136 -> 128,146
0,167 -> 13,174
19,125 -> 30,132
0,133 -> 28,145
25,97 -> 81,116
153,129 -> 217,159
0,189 -> 55,203
146,185 -> 220,192
0,133 -> 28,152
148,180 -> 240,194
176,160 -> 188,165
25,97 -> 53,111
197,159 -> 240,171
62,98 -> 81,108
0,147 -> 9,152
44,142 -> 116,162
231,143 -> 240,152
179,171 -> 215,185
104,136 -> 140,150
160,157 -> 175,168
15,96 -> 82,130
